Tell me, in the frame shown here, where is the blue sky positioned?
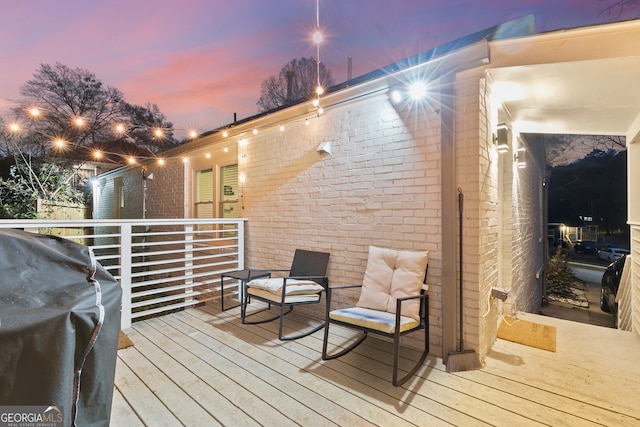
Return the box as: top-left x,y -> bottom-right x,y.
1,0 -> 638,138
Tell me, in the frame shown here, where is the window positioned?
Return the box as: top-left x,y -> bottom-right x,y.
220,164 -> 238,219
195,169 -> 213,218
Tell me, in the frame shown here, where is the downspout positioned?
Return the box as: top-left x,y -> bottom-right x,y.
440,75 -> 458,361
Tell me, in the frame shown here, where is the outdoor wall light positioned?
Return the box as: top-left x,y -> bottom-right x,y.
409,81 -> 427,100
389,89 -> 403,104
316,141 -> 332,155
494,123 -> 509,153
515,147 -> 526,168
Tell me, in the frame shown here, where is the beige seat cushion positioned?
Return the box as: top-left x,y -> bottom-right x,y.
356,246 -> 428,320
329,307 -> 420,334
247,277 -> 324,295
247,287 -> 322,304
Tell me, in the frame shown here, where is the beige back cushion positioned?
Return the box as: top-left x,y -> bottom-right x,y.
356,246 -> 428,320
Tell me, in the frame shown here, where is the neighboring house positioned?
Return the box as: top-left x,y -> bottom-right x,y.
93,16 -> 640,360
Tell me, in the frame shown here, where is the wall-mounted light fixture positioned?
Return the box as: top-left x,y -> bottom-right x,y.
388,80 -> 429,105
316,141 -> 332,155
515,147 -> 526,168
494,123 -> 509,153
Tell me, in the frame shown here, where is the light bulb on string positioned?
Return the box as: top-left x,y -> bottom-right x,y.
312,29 -> 323,44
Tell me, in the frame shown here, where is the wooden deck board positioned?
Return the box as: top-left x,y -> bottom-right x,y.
111,304 -> 640,426
205,305 -> 599,427
175,308 -> 412,427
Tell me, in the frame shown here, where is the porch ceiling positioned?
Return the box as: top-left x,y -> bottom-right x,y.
489,56 -> 640,136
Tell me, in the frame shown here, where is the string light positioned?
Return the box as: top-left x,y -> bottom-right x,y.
314,0 -> 324,117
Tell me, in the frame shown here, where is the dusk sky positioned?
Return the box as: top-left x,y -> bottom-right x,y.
2,0 -> 638,139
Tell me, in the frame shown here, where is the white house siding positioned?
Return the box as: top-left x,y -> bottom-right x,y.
452,66 -> 547,360
453,70 -> 501,360
240,89 -> 445,355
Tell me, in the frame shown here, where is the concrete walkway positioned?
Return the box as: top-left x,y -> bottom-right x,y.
540,264 -> 616,328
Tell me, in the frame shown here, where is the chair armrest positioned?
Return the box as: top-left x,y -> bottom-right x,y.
287,275 -> 327,281
325,284 -> 362,312
396,293 -> 428,303
396,293 -> 429,322
327,284 -> 362,290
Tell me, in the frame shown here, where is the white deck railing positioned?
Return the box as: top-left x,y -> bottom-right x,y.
0,218 -> 246,328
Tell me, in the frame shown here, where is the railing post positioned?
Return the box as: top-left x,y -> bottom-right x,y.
120,224 -> 132,329
185,224 -> 194,302
238,219 -> 245,270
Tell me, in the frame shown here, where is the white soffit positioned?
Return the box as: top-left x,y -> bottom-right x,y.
489,56 -> 640,136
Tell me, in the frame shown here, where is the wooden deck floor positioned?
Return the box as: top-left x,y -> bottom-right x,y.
111,304 -> 640,426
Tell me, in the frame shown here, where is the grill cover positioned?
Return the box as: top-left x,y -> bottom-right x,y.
0,229 -> 122,426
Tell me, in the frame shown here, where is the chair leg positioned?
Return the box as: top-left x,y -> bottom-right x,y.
392,323 -> 430,387
279,318 -> 326,341
243,302 -> 292,325
322,321 -> 368,360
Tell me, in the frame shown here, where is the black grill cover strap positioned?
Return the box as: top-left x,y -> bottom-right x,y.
72,248 -> 105,426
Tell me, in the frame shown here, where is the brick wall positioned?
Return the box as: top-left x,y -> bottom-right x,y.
454,69 -> 546,361
240,92 -> 444,355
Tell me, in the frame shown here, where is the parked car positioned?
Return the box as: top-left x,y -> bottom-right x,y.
574,240 -> 598,254
597,247 -> 630,262
600,254 -> 626,320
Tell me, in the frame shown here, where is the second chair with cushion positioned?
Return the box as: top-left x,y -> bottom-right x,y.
322,245 -> 429,386
242,249 -> 330,341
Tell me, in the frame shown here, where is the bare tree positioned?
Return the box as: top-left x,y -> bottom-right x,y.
256,57 -> 334,112
0,62 -> 176,217
14,62 -> 175,156
599,0 -> 640,17
18,63 -> 125,150
544,134 -> 626,166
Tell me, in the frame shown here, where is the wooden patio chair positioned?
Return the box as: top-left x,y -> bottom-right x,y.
322,246 -> 429,386
242,249 -> 330,341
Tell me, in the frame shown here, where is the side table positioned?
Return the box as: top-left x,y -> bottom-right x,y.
220,269 -> 271,311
